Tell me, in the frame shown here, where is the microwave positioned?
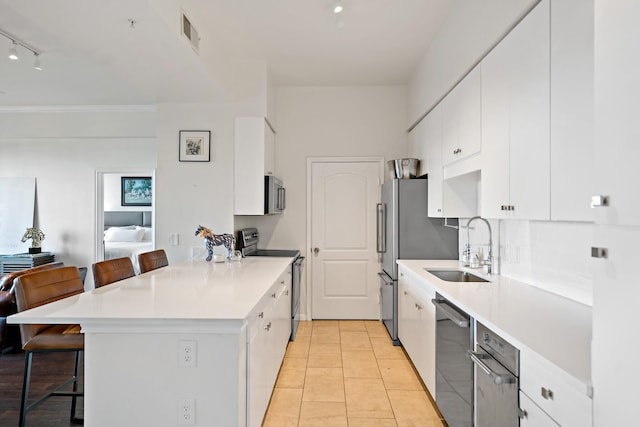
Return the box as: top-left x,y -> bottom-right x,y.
264,176 -> 285,214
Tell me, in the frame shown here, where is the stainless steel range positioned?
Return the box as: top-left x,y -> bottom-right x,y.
237,228 -> 304,340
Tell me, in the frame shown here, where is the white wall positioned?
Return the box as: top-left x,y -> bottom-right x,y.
0,108 -> 156,288
408,0 -> 537,125
236,85 -> 409,318
155,103 -> 235,264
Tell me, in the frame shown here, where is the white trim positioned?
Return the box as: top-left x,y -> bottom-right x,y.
305,156 -> 384,320
0,104 -> 157,113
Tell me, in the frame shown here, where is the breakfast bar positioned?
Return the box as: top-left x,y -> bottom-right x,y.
8,256 -> 295,427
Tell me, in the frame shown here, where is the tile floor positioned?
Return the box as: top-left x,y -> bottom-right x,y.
262,320 -> 445,427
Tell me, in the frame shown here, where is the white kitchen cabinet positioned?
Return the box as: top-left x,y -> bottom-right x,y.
591,1 -> 640,227
481,0 -> 550,220
550,0 -> 594,222
234,117 -> 276,215
441,65 -> 482,166
398,266 -> 436,395
520,350 -> 592,427
519,391 -> 560,427
247,267 -> 291,427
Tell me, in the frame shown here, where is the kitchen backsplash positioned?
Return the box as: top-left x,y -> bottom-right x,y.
460,218 -> 593,306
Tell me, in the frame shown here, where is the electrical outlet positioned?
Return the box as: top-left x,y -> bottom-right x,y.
178,398 -> 195,425
179,340 -> 197,368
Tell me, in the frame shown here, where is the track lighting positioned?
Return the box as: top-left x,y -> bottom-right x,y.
1,28 -> 42,70
8,41 -> 18,60
333,0 -> 344,14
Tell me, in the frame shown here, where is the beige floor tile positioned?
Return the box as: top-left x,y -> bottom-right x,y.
297,321 -> 313,337
298,401 -> 348,427
387,390 -> 444,427
286,335 -> 311,358
339,320 -> 367,331
276,362 -> 307,388
377,358 -> 424,391
342,350 -> 381,378
303,367 -> 345,402
370,337 -> 407,360
311,327 -> 342,344
262,387 -> 302,427
348,418 -> 398,427
307,351 -> 343,368
309,340 -> 342,355
313,320 -> 340,328
340,331 -> 372,351
365,320 -> 390,337
344,377 -> 394,419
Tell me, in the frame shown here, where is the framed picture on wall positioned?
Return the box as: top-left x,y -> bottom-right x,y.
179,130 -> 211,162
121,177 -> 152,206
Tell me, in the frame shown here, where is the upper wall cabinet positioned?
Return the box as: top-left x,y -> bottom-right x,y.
441,65 -> 482,166
234,117 -> 276,215
481,0 -> 550,220
550,0 -> 594,222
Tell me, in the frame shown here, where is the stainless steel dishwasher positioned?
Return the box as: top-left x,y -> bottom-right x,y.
432,293 -> 473,427
470,321 -> 520,427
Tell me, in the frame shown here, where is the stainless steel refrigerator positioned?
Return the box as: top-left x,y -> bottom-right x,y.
377,178 -> 459,344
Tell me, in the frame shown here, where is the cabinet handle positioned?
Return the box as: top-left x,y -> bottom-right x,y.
265,321 -> 272,331
271,293 -> 277,299
591,195 -> 609,208
258,312 -> 264,319
501,205 -> 506,211
285,290 -> 289,296
541,387 -> 554,400
403,291 -> 408,295
518,409 -> 528,419
416,304 -> 423,310
591,247 -> 608,259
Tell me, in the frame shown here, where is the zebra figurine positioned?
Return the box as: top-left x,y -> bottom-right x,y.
194,225 -> 236,262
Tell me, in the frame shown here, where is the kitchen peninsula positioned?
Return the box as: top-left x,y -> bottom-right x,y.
8,256 -> 295,427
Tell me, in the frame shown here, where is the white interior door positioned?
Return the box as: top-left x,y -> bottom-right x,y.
310,159 -> 382,319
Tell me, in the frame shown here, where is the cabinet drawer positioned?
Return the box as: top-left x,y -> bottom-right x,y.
520,351 -> 592,427
519,391 -> 559,427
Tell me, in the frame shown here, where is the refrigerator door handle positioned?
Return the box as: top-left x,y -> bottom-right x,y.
376,203 -> 386,254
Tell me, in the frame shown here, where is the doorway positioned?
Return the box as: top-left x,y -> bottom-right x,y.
307,158 -> 383,319
95,170 -> 155,267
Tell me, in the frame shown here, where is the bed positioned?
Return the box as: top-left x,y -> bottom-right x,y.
103,211 -> 153,274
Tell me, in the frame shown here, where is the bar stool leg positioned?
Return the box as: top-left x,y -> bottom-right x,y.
19,351 -> 33,427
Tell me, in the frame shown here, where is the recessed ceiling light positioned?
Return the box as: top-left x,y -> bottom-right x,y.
333,1 -> 344,14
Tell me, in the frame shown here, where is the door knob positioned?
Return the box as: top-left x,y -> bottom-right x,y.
313,247 -> 319,255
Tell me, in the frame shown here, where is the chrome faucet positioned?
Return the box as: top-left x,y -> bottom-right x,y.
466,216 -> 493,274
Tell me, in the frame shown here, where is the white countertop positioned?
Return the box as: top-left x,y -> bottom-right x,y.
398,259 -> 592,388
8,257 -> 294,325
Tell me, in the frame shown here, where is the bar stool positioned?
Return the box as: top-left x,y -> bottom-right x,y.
92,257 -> 135,288
138,249 -> 169,274
14,266 -> 85,427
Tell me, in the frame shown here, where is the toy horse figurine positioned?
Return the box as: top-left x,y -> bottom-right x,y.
194,225 -> 236,262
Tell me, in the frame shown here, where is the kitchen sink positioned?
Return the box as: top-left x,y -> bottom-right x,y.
425,269 -> 490,283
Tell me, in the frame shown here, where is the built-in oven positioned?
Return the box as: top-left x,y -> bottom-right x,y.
432,293 -> 474,427
470,321 -> 520,427
237,228 -> 302,340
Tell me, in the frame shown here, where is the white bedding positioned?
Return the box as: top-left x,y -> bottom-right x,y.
104,226 -> 153,274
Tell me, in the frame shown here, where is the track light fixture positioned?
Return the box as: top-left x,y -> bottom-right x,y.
333,0 -> 344,14
0,28 -> 43,70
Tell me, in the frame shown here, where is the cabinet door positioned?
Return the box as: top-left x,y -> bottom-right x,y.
264,121 -> 275,176
247,308 -> 268,427
481,0 -> 550,219
550,0 -> 594,221
442,66 -> 481,166
424,106 -> 444,218
415,285 -> 436,395
592,0 -> 640,226
507,0 -> 550,220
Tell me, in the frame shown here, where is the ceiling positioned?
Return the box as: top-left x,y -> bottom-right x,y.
0,0 -> 454,106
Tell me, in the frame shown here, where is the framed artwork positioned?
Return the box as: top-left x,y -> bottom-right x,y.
121,177 -> 152,206
179,130 -> 211,162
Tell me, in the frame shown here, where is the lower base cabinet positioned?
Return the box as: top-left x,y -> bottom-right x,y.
519,392 -> 560,427
247,267 -> 291,427
398,266 -> 436,395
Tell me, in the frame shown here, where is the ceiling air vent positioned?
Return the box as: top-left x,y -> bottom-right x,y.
181,12 -> 200,53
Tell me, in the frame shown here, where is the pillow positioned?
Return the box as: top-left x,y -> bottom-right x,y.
136,226 -> 153,242
104,227 -> 144,242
